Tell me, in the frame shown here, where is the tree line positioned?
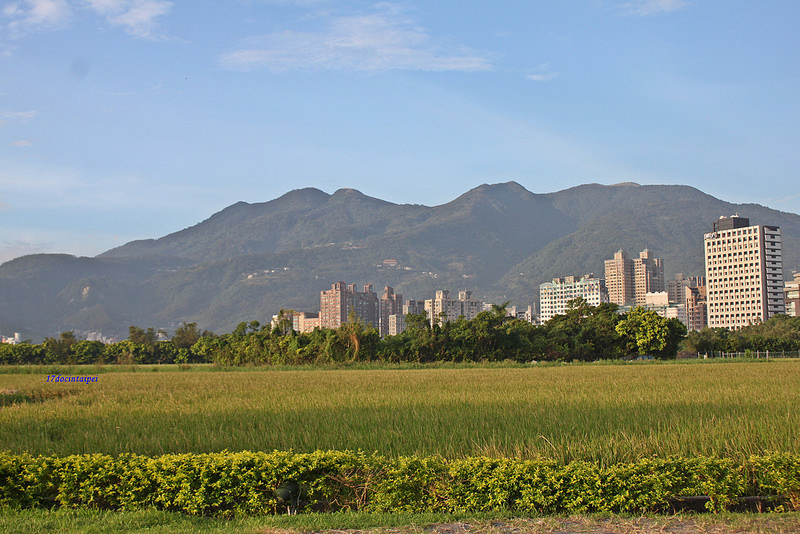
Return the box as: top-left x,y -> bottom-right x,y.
5,302 -> 800,365
1,300 -> 693,365
684,314 -> 800,354
0,323 -> 209,365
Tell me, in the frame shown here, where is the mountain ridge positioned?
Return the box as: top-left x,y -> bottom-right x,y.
2,182 -> 798,341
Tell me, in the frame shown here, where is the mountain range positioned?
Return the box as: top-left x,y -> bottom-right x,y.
2,182 -> 798,341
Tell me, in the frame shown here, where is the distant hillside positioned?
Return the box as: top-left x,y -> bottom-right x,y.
2,182 -> 798,341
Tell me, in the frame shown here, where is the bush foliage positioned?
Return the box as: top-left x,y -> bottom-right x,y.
1,301 -> 694,365
1,451 -> 798,516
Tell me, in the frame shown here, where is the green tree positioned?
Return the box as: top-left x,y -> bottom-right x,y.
0,342 -> 45,365
172,322 -> 201,350
544,299 -> 622,361
104,339 -> 148,364
615,307 -> 686,359
334,310 -> 379,362
273,310 -> 295,335
71,340 -> 105,364
44,331 -> 77,363
490,301 -> 512,319
128,326 -> 158,347
231,321 -> 261,339
404,312 -> 435,362
685,327 -> 726,354
738,315 -> 800,351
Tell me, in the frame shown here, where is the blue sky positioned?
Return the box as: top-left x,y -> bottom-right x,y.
1,0 -> 799,264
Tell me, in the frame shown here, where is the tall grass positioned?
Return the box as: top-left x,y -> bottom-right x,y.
1,361 -> 798,464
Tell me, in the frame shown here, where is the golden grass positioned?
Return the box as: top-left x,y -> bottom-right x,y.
1,361 -> 798,463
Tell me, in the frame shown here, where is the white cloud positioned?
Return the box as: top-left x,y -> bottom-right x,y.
84,0 -> 173,40
83,0 -> 122,11
3,0 -> 71,34
3,110 -> 37,120
2,0 -> 172,40
526,73 -> 559,82
619,0 -> 688,16
526,64 -> 559,82
219,7 -> 492,72
2,4 -> 21,16
11,139 -> 32,146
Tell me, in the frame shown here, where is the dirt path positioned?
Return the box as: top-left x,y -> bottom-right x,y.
281,516 -> 800,534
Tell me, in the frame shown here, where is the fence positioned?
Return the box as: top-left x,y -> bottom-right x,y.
683,350 -> 800,360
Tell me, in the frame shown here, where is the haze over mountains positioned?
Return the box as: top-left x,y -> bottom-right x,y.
2,182 -> 799,341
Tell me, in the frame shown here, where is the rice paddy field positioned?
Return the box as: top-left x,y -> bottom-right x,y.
1,360 -> 799,464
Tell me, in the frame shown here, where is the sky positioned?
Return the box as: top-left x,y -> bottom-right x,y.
1,0 -> 799,264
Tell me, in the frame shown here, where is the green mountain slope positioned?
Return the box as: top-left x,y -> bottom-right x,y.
1,182 -> 798,341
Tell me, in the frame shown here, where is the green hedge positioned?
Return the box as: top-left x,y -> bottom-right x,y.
1,451 -> 798,517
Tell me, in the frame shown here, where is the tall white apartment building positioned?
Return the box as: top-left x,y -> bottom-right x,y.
704,216 -> 785,329
386,299 -> 427,335
424,289 -> 483,326
539,274 -> 609,323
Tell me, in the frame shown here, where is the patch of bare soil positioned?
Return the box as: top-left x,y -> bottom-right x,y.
283,516 -> 800,534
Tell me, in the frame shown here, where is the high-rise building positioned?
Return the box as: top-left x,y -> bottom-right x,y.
458,290 -> 483,321
320,282 -> 347,329
644,291 -> 669,307
685,285 -> 708,331
388,314 -> 405,336
667,273 -> 706,304
604,250 -> 635,306
783,272 -> 799,317
633,249 -> 665,305
424,289 -> 483,326
704,216 -> 785,329
379,286 -> 403,337
403,299 -> 425,316
604,249 -> 665,306
522,304 -> 537,324
386,298 -> 426,336
539,274 -> 609,323
320,282 -> 380,330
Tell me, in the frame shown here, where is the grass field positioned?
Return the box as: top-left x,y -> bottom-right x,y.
1,360 -> 798,464
2,510 -> 800,534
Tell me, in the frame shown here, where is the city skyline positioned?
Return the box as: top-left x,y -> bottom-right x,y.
2,1 -> 800,264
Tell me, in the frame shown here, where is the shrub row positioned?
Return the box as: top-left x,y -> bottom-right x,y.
1,451 -> 798,517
